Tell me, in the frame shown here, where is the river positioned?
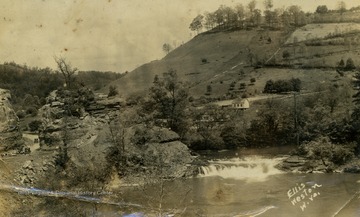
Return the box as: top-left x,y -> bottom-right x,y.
4,153 -> 360,217
116,155 -> 360,217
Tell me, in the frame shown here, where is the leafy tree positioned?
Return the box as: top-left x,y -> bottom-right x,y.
263,78 -> 301,93
316,5 -> 328,14
108,85 -> 118,97
247,99 -> 293,147
253,9 -> 262,27
345,58 -> 356,71
204,11 -> 216,30
298,137 -> 354,168
145,69 -> 189,137
162,43 -> 172,54
263,0 -> 275,27
337,1 -> 347,15
220,125 -> 246,149
189,14 -> 204,34
338,59 -> 345,69
28,120 -> 42,132
235,3 -> 245,28
106,116 -> 128,175
287,5 -> 307,26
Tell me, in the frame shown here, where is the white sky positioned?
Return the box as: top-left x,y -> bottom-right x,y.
0,0 -> 359,72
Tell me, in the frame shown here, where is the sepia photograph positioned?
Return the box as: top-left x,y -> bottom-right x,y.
1,0 -> 360,216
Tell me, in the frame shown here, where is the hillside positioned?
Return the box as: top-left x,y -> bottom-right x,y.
108,29 -> 285,98
108,23 -> 360,100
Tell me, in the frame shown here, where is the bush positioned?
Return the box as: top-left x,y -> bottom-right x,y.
28,120 -> 42,132
345,58 -> 356,71
298,137 -> 355,166
338,59 -> 345,68
16,110 -> 26,119
263,78 -> 301,93
108,85 -> 118,97
220,125 -> 246,149
250,78 -> 256,83
282,50 -> 290,59
26,106 -> 38,117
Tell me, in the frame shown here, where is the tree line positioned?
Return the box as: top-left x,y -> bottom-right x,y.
189,0 -> 359,34
0,60 -> 123,118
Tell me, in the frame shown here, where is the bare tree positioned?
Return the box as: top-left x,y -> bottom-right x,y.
55,57 -> 78,89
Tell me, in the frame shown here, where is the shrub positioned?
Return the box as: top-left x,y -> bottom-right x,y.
345,58 -> 356,71
264,78 -> 301,93
282,50 -> 290,59
201,58 -> 208,63
26,106 -> 38,117
108,85 -> 118,97
16,110 -> 26,119
298,137 -> 355,167
250,78 -> 256,83
338,59 -> 345,68
28,120 -> 42,132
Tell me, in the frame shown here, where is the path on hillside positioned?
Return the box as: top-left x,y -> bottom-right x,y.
213,91 -> 325,107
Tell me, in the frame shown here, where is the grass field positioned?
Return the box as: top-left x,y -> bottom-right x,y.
286,23 -> 360,44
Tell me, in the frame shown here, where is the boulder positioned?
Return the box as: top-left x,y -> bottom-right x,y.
143,141 -> 193,178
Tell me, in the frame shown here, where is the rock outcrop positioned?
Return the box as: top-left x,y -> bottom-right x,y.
36,89 -> 195,187
0,88 -> 24,152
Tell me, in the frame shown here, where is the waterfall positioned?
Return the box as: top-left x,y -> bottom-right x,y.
198,155 -> 285,182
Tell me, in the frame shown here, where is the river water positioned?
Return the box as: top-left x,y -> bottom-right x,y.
5,153 -> 360,217
117,155 -> 360,217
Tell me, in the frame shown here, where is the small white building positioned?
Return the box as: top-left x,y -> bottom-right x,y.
231,98 -> 250,110
213,98 -> 250,110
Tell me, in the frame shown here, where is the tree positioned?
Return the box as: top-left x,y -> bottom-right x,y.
189,14 -> 204,34
108,85 -> 118,97
263,0 -> 273,10
316,5 -> 328,14
162,43 -> 172,55
235,4 -> 245,28
263,0 -> 274,27
28,120 -> 42,132
353,72 -> 360,105
146,69 -> 189,137
282,50 -> 291,65
337,1 -> 347,15
220,125 -> 246,149
106,116 -> 128,175
287,5 -> 306,26
338,59 -> 345,69
345,58 -> 356,71
246,0 -> 257,26
247,99 -> 293,147
204,11 -> 216,30
55,57 -> 78,89
206,85 -> 212,95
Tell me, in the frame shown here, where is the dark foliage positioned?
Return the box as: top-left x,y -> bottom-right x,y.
28,120 -> 42,132
263,78 -> 301,93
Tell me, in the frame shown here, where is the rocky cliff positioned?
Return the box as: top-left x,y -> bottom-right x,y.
0,88 -> 24,152
34,89 -> 195,187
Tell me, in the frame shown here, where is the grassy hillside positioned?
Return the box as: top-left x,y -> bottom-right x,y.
108,29 -> 285,97
109,23 -> 360,100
